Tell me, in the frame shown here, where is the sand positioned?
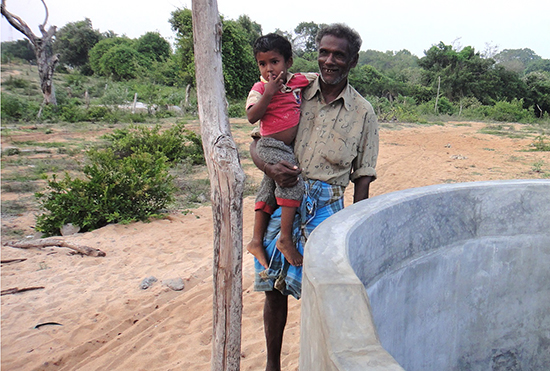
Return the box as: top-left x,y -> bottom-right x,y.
2,121 -> 548,370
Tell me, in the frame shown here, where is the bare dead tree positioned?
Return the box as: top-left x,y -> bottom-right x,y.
1,0 -> 59,117
191,0 -> 246,369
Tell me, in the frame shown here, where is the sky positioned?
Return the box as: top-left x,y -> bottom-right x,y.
2,0 -> 550,59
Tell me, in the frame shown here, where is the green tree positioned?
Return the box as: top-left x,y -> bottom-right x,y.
89,37 -> 134,75
350,64 -> 407,101
523,71 -> 550,117
494,48 -> 541,73
236,15 -> 262,47
100,45 -> 145,80
420,43 -> 496,102
169,8 -> 195,87
293,21 -> 323,56
53,18 -> 102,73
1,39 -> 35,63
290,54 -> 318,74
525,59 -> 550,74
134,31 -> 171,62
146,54 -> 181,86
169,8 -> 257,99
220,19 -> 257,99
358,49 -> 419,78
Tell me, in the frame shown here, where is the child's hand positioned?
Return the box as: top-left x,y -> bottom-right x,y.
264,71 -> 285,97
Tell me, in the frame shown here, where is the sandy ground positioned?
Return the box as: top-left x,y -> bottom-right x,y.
1,121 -> 548,370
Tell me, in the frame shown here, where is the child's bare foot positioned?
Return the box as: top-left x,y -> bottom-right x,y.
276,236 -> 303,267
247,239 -> 269,269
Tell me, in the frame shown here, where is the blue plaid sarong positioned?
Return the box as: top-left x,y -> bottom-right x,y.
253,180 -> 345,299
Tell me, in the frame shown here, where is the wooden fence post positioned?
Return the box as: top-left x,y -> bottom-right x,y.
191,0 -> 245,370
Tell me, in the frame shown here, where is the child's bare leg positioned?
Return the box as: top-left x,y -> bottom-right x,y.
247,210 -> 270,268
276,206 -> 303,267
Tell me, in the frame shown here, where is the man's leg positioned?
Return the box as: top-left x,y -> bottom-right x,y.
264,289 -> 288,371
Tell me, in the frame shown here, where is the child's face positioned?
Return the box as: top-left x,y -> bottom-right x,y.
255,50 -> 293,83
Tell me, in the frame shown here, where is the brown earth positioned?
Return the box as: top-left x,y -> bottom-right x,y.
1,120 -> 548,370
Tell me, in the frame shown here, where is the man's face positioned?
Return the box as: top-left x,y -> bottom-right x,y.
317,35 -> 358,86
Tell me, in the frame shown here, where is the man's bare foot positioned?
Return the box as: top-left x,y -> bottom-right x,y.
247,239 -> 269,269
276,236 -> 303,267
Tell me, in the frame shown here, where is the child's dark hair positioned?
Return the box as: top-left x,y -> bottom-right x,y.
253,33 -> 293,61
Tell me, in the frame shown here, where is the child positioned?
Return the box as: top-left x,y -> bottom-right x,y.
245,33 -> 316,270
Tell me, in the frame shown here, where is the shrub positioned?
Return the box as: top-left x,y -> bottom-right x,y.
34,123 -> 206,236
435,96 -> 455,115
228,101 -> 246,118
104,123 -> 205,164
60,104 -> 87,123
1,94 -> 26,120
3,75 -> 30,89
35,148 -> 176,236
87,105 -> 111,120
488,99 -> 533,122
533,135 -> 550,151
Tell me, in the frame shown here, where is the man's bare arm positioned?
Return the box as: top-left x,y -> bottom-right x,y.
353,176 -> 375,203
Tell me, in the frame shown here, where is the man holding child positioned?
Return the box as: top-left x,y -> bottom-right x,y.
249,23 -> 379,371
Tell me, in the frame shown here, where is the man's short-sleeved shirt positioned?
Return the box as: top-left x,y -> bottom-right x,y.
294,76 -> 379,186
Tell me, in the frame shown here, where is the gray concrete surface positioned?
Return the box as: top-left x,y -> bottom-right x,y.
300,180 -> 550,370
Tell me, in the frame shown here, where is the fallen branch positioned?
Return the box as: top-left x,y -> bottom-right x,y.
1,286 -> 45,296
4,238 -> 106,257
1,258 -> 27,265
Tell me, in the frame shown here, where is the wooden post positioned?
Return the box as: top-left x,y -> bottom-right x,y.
191,0 -> 245,370
132,93 -> 138,114
434,75 -> 441,114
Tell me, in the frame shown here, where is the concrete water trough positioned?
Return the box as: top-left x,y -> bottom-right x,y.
300,180 -> 550,371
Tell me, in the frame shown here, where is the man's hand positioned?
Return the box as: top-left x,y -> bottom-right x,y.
265,161 -> 301,188
250,139 -> 301,188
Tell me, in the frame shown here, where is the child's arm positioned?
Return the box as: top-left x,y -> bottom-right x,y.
247,71 -> 285,124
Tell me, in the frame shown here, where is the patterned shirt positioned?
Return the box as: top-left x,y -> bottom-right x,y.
294,76 -> 379,186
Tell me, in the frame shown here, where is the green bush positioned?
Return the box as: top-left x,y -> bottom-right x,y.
488,99 -> 533,122
1,94 -> 26,120
104,123 -> 205,164
123,112 -> 148,123
87,105 -> 111,120
3,75 -> 30,89
34,123 -> 206,236
60,104 -> 87,123
35,148 -> 176,236
435,97 -> 455,115
533,135 -> 550,151
228,101 -> 246,118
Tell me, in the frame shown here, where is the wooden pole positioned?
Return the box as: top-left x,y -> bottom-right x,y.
191,0 -> 245,370
435,75 -> 441,114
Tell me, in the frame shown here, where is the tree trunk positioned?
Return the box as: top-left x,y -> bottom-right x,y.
191,1 -> 245,370
1,0 -> 59,115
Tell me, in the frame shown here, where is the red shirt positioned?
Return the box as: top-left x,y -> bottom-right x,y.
247,73 -> 316,136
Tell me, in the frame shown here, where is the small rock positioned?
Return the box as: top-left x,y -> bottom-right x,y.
140,276 -> 158,289
162,278 -> 185,291
450,154 -> 467,160
60,223 -> 80,236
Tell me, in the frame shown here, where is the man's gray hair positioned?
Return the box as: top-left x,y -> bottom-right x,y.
315,23 -> 362,56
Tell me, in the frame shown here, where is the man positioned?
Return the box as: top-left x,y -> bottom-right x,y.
250,23 -> 379,371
